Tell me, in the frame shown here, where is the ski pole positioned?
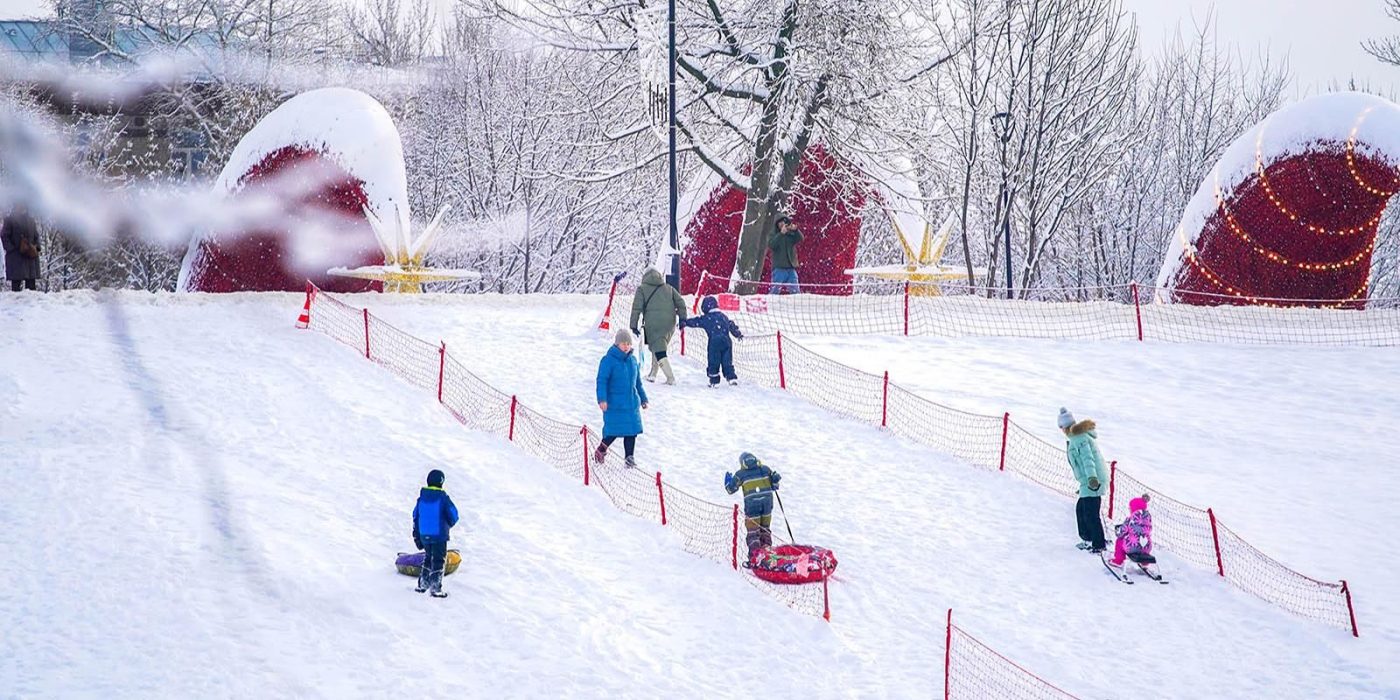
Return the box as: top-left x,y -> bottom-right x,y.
775,492 -> 796,542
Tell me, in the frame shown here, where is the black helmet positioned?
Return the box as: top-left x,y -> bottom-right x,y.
426,469 -> 445,487
739,452 -> 760,469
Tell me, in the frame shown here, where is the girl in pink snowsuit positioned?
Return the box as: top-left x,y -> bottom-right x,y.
1112,495 -> 1153,566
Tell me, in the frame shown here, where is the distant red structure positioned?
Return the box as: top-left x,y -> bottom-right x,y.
1170,148 -> 1398,307
679,145 -> 869,296
1159,93 -> 1400,307
181,147 -> 381,293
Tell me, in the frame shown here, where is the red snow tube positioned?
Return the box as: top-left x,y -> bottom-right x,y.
748,544 -> 838,584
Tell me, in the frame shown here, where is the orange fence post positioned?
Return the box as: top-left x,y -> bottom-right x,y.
656,471 -> 668,526
822,573 -> 831,622
1108,461 -> 1117,519
1131,282 -> 1144,341
998,413 -> 1010,472
731,504 -> 739,570
581,427 -> 590,486
1208,507 -> 1225,577
943,609 -> 953,700
1342,580 -> 1359,638
777,330 -> 787,390
881,371 -> 889,428
903,281 -> 910,336
437,342 -> 446,403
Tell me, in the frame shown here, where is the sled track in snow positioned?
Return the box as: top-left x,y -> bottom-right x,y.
608,282 -> 1361,637
297,284 -> 828,618
297,284 -> 1091,699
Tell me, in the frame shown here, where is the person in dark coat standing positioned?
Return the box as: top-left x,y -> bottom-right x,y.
725,452 -> 782,556
679,295 -> 744,386
768,215 -> 803,295
2,206 -> 42,292
1060,407 -> 1108,553
594,328 -> 649,467
629,267 -> 688,385
412,468 -> 460,598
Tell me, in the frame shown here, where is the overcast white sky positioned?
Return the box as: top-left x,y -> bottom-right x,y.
3,0 -> 1398,95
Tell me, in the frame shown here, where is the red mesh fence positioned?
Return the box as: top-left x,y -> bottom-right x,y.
944,610 -> 1082,700
636,298 -> 1359,636
299,283 -> 830,618
663,271 -> 1400,346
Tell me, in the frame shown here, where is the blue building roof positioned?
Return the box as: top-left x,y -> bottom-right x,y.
0,19 -> 225,66
0,21 -> 67,60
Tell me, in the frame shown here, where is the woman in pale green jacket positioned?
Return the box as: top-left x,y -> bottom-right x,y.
1060,407 -> 1108,553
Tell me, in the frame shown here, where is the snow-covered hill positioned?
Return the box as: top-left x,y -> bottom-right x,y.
0,292 -> 842,697
368,294 -> 1397,699
2,291 -> 1395,698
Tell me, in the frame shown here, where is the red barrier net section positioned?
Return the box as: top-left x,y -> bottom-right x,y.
298,283 -> 827,618
944,610 -> 1081,700
658,317 -> 1358,636
681,271 -> 1400,346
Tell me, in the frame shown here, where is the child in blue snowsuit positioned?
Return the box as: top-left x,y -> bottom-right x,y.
679,295 -> 744,386
412,469 -> 460,598
725,452 -> 782,556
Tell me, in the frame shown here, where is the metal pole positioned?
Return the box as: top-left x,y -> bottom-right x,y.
666,0 -> 681,289
999,137 -> 1012,300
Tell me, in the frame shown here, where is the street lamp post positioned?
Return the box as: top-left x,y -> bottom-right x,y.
665,0 -> 681,289
990,111 -> 1013,300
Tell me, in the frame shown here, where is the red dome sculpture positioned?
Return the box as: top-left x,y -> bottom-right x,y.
1157,93 -> 1400,307
178,88 -> 409,293
679,144 -> 869,296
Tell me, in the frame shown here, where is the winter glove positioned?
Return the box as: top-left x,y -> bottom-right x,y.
724,472 -> 737,493
630,327 -> 641,337
1114,523 -> 1126,538
413,534 -> 424,551
1088,476 -> 1101,492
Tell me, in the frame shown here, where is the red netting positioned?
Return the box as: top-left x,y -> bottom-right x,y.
299,284 -> 829,618
611,288 -> 1360,635
945,611 -> 1082,700
618,271 -> 1400,346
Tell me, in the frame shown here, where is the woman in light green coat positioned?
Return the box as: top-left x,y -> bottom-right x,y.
1060,407 -> 1108,553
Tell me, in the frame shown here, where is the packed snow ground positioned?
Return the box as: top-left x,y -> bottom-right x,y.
801,334 -> 1400,655
0,292 -> 844,697
2,291 -> 1395,698
367,293 -> 1397,699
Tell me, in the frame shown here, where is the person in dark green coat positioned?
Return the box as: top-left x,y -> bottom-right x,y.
1060,407 -> 1108,553
629,267 -> 688,385
768,215 -> 803,294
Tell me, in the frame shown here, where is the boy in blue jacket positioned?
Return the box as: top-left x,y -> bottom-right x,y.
725,452 -> 782,556
413,469 -> 460,597
679,295 -> 744,387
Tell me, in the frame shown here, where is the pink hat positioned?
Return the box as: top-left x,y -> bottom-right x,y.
1129,495 -> 1150,513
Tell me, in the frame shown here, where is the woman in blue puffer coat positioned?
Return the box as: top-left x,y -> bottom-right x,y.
594,328 -> 649,467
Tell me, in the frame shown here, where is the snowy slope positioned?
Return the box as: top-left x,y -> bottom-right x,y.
0,292 -> 848,697
368,294 -> 1398,699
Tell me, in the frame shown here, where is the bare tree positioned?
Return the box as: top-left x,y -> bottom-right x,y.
1364,0 -> 1400,66
342,0 -> 437,67
467,0 -> 959,289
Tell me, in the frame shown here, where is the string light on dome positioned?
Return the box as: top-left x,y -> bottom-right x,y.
1253,153 -> 1382,236
1182,249 -> 1369,309
1346,107 -> 1400,197
1214,191 -> 1377,272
